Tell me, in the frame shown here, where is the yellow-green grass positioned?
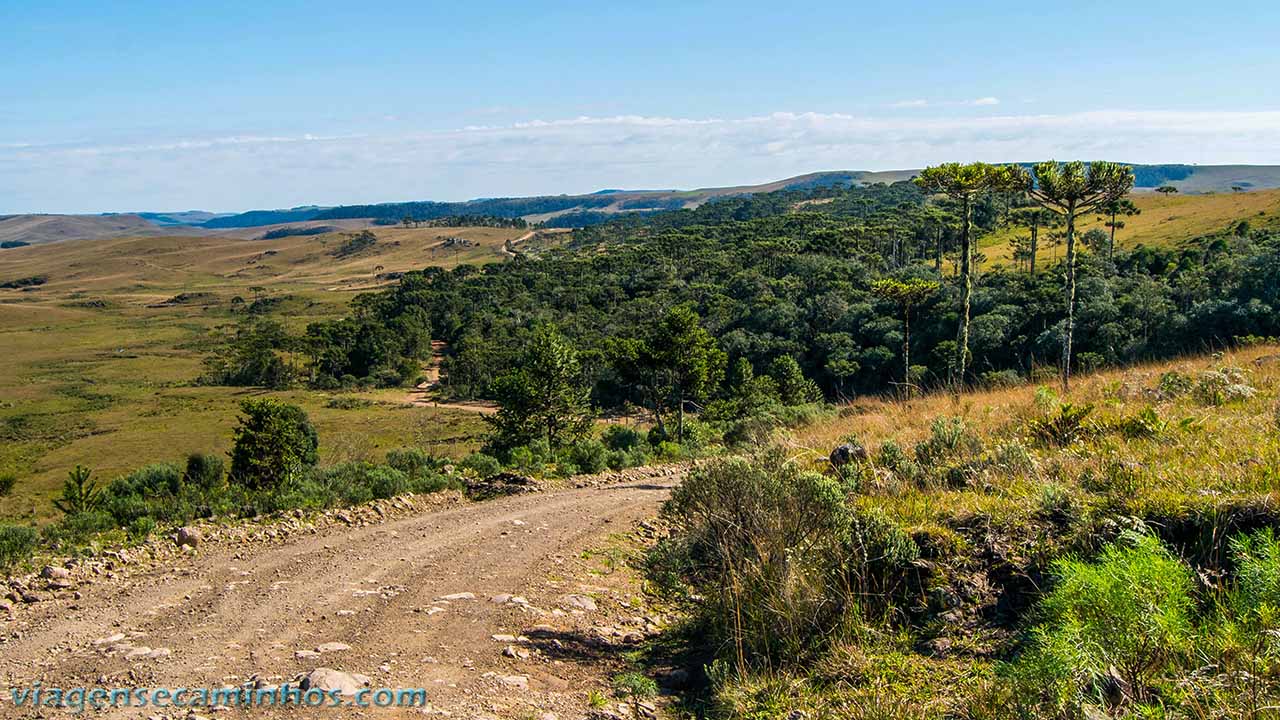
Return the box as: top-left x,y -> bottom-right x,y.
981,187 -> 1280,269
790,344 -> 1280,531
0,226 -> 527,523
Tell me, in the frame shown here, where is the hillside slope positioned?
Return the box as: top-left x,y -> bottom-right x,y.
0,214 -> 174,246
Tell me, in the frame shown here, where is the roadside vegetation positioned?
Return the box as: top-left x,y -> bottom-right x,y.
649,345 -> 1280,718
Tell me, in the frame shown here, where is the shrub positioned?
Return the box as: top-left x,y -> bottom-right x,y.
564,438 -> 608,475
0,524 -> 38,571
366,465 -> 410,498
385,447 -> 443,481
602,425 -> 645,452
45,510 -> 116,547
1157,370 -> 1194,399
112,463 -> 183,497
1194,367 -> 1255,405
655,451 -> 899,666
228,399 -> 319,489
992,439 -> 1036,477
507,444 -> 547,474
126,516 -> 157,542
876,440 -> 920,483
1027,403 -> 1094,447
980,369 -> 1022,388
183,453 -> 225,490
914,416 -> 983,469
0,473 -> 15,497
459,453 -> 501,478
1115,406 -> 1167,439
1013,533 -> 1195,707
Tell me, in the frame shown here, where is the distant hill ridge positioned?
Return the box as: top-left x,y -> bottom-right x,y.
171,164 -> 1280,230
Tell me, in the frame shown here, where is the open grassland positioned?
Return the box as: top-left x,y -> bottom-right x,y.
982,187 -> 1280,268
0,225 -> 527,523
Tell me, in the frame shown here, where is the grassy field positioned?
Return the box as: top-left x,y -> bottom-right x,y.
0,225 -> 527,523
982,187 -> 1280,268
656,344 -> 1280,717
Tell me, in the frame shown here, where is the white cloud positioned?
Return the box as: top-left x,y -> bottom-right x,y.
5,109 -> 1280,213
968,97 -> 1001,106
890,99 -> 929,108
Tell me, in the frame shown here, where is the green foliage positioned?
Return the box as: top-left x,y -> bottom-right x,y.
483,324 -> 592,453
53,465 -> 104,516
563,437 -> 608,475
1115,406 -> 1167,439
459,452 -> 502,479
228,399 -> 319,490
770,355 -> 822,405
1027,403 -> 1095,447
655,450 -> 915,666
201,319 -> 295,389
1228,528 -> 1280,623
914,416 -> 983,470
1012,533 -> 1195,708
0,524 -> 38,571
183,453 -> 225,490
1194,366 -> 1256,405
602,425 -> 645,452
0,472 -> 15,497
1157,370 -> 1194,398
612,305 -> 727,442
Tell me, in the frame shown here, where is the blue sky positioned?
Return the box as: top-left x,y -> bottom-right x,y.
3,0 -> 1279,213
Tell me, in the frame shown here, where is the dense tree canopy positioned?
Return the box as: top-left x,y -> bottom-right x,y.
207,179 -> 1280,420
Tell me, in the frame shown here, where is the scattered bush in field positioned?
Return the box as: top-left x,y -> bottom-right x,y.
1194,367 -> 1255,405
980,369 -> 1022,388
1115,406 -> 1167,439
44,510 -> 116,547
1157,370 -> 1194,399
1033,385 -> 1059,412
325,395 -> 373,409
183,453 -> 224,490
0,524 -> 38,571
992,439 -> 1037,477
914,416 -> 983,469
1035,482 -> 1079,522
655,450 -> 914,666
459,453 -> 502,479
875,440 -> 920,483
228,399 -> 319,490
1027,403 -> 1094,447
1012,533 -> 1195,707
0,473 -> 15,496
602,425 -> 645,452
53,465 -> 104,516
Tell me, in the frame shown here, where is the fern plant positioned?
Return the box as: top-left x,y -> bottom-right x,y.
1027,403 -> 1095,447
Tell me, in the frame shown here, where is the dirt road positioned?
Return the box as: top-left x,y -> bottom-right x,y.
0,476 -> 680,718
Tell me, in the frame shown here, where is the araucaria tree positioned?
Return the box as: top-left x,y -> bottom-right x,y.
1025,161 -> 1135,392
484,325 -> 592,452
1099,197 -> 1140,262
914,163 -> 1026,386
871,278 -> 940,396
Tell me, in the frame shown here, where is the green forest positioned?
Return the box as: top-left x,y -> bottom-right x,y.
210,164 -> 1279,418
